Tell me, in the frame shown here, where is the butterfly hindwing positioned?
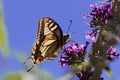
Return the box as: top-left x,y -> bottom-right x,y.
41,34 -> 60,60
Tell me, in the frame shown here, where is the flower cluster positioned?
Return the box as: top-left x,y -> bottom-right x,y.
60,2 -> 120,80
76,68 -> 103,80
60,41 -> 109,79
84,3 -> 113,28
107,46 -> 120,61
60,42 -> 89,66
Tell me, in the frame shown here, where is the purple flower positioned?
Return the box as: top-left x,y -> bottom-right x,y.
84,13 -> 93,19
65,42 -> 80,54
107,46 -> 120,61
85,31 -> 98,41
90,3 -> 98,8
76,68 -> 103,80
84,4 -> 113,28
60,42 -> 89,66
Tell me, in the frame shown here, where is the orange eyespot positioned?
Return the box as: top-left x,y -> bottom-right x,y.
38,56 -> 44,62
36,56 -> 44,65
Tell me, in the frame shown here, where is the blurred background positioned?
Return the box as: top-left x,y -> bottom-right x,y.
0,0 -> 120,80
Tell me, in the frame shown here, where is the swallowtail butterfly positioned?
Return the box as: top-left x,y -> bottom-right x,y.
24,17 -> 70,72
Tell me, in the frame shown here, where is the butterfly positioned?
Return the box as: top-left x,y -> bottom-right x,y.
23,17 -> 70,72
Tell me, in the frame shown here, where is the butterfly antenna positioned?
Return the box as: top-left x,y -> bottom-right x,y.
27,64 -> 35,72
67,20 -> 72,34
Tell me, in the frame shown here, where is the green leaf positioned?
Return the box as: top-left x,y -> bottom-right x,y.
2,72 -> 40,80
0,1 -> 10,56
105,66 -> 113,77
3,73 -> 22,80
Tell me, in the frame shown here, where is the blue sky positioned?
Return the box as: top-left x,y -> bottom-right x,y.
1,0 -> 120,80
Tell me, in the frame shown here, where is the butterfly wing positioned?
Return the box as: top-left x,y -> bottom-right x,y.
40,17 -> 63,60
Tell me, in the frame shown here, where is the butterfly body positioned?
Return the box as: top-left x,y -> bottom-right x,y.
25,17 -> 69,70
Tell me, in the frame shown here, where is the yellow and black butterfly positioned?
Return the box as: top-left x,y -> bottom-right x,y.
23,17 -> 70,72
